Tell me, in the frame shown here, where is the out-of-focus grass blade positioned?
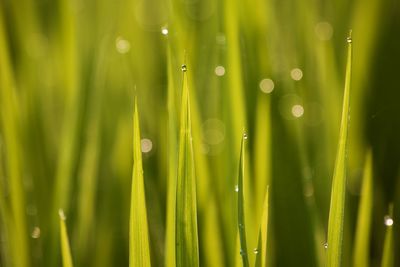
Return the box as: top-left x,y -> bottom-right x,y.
326,31 -> 352,267
352,150 -> 373,267
165,45 -> 178,267
237,134 -> 249,267
381,204 -> 394,267
0,8 -> 30,267
129,99 -> 152,267
255,187 -> 269,267
175,65 -> 199,267
59,209 -> 74,267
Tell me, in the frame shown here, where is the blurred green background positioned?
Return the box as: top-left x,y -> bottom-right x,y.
0,0 -> 399,266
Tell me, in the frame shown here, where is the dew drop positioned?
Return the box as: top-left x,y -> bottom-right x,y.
215,66 -> 225,76
253,248 -> 259,254
31,227 -> 41,239
346,36 -> 352,43
115,37 -> 130,54
141,138 -> 153,153
235,185 -> 239,192
324,243 -> 328,249
243,133 -> 248,140
384,215 -> 394,226
58,209 -> 66,221
161,27 -> 169,35
181,64 -> 187,72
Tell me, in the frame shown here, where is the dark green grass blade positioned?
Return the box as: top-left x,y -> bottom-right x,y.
129,99 -> 152,267
175,65 -> 199,267
352,150 -> 373,267
238,134 -> 249,267
326,31 -> 352,267
255,187 -> 269,267
59,210 -> 74,267
381,204 -> 394,267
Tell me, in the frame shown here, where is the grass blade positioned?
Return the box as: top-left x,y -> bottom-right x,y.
175,65 -> 199,267
165,46 -> 178,267
0,8 -> 30,267
237,134 -> 249,267
129,99 -> 152,267
59,210 -> 74,267
255,186 -> 269,267
381,204 -> 394,267
352,150 -> 373,267
326,31 -> 352,267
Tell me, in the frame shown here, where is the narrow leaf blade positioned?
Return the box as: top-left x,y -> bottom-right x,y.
237,134 -> 249,267
326,32 -> 352,267
129,100 -> 151,267
255,186 -> 269,267
59,210 -> 74,267
175,66 -> 199,267
352,150 -> 373,267
381,204 -> 394,267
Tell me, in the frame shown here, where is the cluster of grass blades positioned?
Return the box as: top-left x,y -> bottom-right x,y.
1,0 -> 398,263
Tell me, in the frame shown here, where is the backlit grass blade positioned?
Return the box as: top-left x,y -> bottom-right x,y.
59,210 -> 74,267
381,204 -> 394,267
237,134 -> 249,267
175,65 -> 199,267
0,8 -> 30,267
129,99 -> 151,267
326,31 -> 352,267
255,187 -> 269,267
352,150 -> 373,267
165,45 -> 178,267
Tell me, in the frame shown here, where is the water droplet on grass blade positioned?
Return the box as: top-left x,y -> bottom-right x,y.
235,185 -> 239,192
243,133 -> 248,140
31,227 -> 41,239
58,209 -> 66,221
324,243 -> 328,249
384,215 -> 394,226
181,64 -> 187,72
215,66 -> 225,76
253,248 -> 259,254
161,27 -> 168,35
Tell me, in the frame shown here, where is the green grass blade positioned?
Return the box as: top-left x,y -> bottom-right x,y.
175,65 -> 199,267
59,210 -> 74,267
129,99 -> 152,267
0,8 -> 30,267
381,204 -> 394,267
237,134 -> 249,267
352,150 -> 373,267
255,186 -> 269,267
326,31 -> 352,267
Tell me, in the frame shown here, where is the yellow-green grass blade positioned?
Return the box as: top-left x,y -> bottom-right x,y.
175,65 -> 199,267
237,134 -> 249,267
129,99 -> 152,267
352,150 -> 373,267
0,7 -> 30,267
255,186 -> 269,267
59,210 -> 74,267
326,31 -> 352,267
381,204 -> 394,267
165,45 -> 178,267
